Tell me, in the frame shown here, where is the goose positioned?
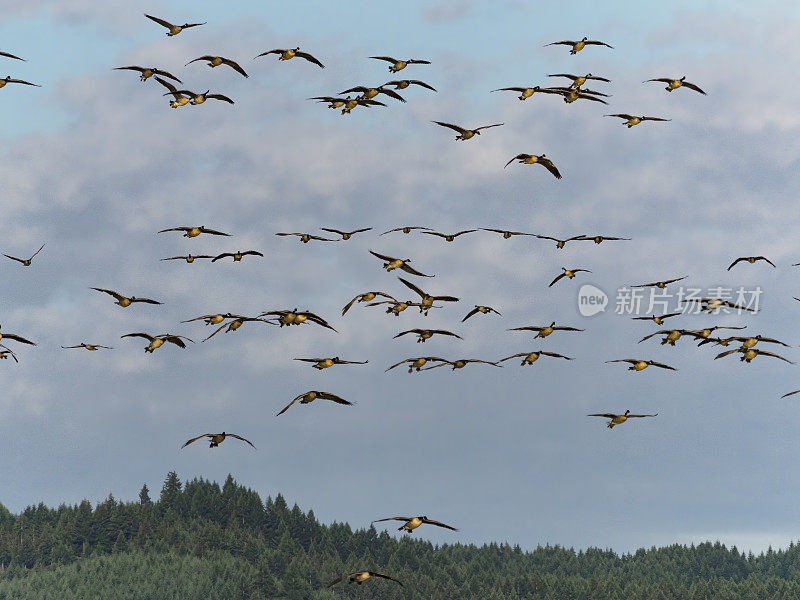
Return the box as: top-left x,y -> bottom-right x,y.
328,571 -> 402,587
684,325 -> 747,340
342,292 -> 396,315
202,317 -> 272,342
490,85 -> 562,101
339,85 -> 406,103
277,390 -> 353,416
369,56 -> 430,72
260,309 -> 337,331
715,347 -> 794,364
113,66 -> 181,83
371,516 -> 457,532
275,232 -> 336,243
422,358 -> 501,370
185,55 -> 248,78
161,254 -> 214,263
549,267 -> 591,287
638,329 -> 687,346
319,227 -> 372,240
121,332 -> 193,353
61,343 -> 113,351
681,297 -> 755,313
211,250 -> 263,262
181,432 -> 255,449
0,344 -> 18,362
605,359 -> 676,371
421,229 -> 477,242
644,76 -> 706,95
158,226 -> 230,238
508,322 -> 584,338
722,334 -> 790,349
3,243 -> 44,266
293,357 -> 368,370
383,79 -> 436,91
0,51 -> 24,61
394,329 -> 462,343
577,235 -> 631,244
369,250 -> 434,277
505,154 -> 562,178
727,256 -> 776,270
432,120 -> 504,140
548,86 -> 609,104
255,47 -> 324,68
385,356 -> 446,373
548,73 -> 610,88
632,276 -> 686,289
91,288 -> 161,307
536,234 -> 586,249
182,313 -> 245,326
380,226 -> 433,235
165,89 -> 234,105
631,312 -> 682,325
398,277 -> 458,314
0,326 -> 36,346
545,37 -> 614,54
0,76 -> 40,89
462,305 -> 501,321
155,77 -> 192,107
481,228 -> 535,239
500,351 -> 572,366
587,410 -> 657,428
605,114 -> 671,127
310,95 -> 385,114
367,299 -> 427,316
145,14 -> 205,36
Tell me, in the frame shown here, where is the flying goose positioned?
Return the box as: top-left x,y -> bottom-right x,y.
380,226 -> 433,235
462,305 -> 501,321
181,432 -> 255,449
638,329 -> 687,346
508,322 -> 584,338
342,292 -> 396,315
681,297 -> 755,312
121,332 -> 193,353
61,343 -> 113,351
548,73 -> 610,88
398,277 -> 459,314
548,267 -> 591,287
481,228 -> 535,239
500,351 -> 572,366
328,571 -> 402,587
548,86 -> 609,104
605,359 -> 677,371
182,313 -> 245,326
202,317 -> 271,342
684,325 -> 747,340
3,243 -> 44,266
0,76 -> 40,89
0,326 -> 35,346
310,95 -> 385,114
113,66 -> 181,83
422,358 -> 501,370
632,276 -> 686,289
339,85 -> 406,103
367,299 -> 428,316
727,256 -> 776,270
145,14 -> 205,36
605,114 -> 671,127
432,121 -> 504,140
277,390 -> 353,416
293,357 -> 368,370
165,89 -> 234,105
644,76 -> 706,95
394,329 -> 462,343
369,250 -> 434,277
255,47 -> 324,68
260,309 -> 337,331
545,37 -> 614,54
155,77 -> 192,107
158,226 -> 230,237
722,334 -> 789,349
383,79 -> 436,91
275,232 -> 336,243
370,56 -> 430,72
91,288 -> 161,307
319,227 -> 372,240
160,254 -> 214,263
186,55 -> 248,77
536,234 -> 586,249
631,312 -> 682,325
587,410 -> 657,428
504,154 -> 562,178
421,229 -> 477,242
490,85 -> 563,101
211,250 -> 263,262
577,235 -> 631,244
371,516 -> 457,532
715,347 -> 794,364
385,356 -> 446,373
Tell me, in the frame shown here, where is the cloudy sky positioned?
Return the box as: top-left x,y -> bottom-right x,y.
3,0 -> 800,553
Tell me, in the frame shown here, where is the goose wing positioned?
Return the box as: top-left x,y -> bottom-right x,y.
682,81 -> 707,95
317,391 -> 354,405
432,121 -> 467,134
295,51 -> 325,68
121,332 -> 156,342
206,93 -> 235,104
91,287 -> 124,302
181,433 -> 212,448
221,58 -> 248,77
421,517 -> 458,530
399,263 -> 434,277
198,227 -> 230,236
0,51 -> 24,61
1,333 -> 35,345
474,123 -> 504,131
130,296 -> 162,305
227,433 -> 257,449
144,14 -> 174,29
504,153 -> 531,168
398,277 -> 426,298
369,572 -> 403,586
539,157 -> 562,179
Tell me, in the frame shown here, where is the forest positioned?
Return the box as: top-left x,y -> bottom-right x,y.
1,472 -> 799,599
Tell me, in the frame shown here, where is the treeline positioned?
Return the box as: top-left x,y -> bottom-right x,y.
1,472 -> 800,599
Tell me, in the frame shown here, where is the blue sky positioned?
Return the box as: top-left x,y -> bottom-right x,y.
3,0 -> 800,554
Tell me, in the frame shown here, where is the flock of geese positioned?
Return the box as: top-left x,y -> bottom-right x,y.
1,12 -> 794,587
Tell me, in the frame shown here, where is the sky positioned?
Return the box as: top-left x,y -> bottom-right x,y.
3,0 -> 800,554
